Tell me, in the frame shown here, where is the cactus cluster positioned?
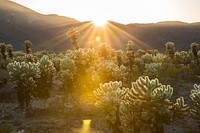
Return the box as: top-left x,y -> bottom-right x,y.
165,42 -> 175,59
7,61 -> 41,110
94,81 -> 128,133
66,27 -> 80,50
0,43 -> 14,69
94,76 -> 189,133
190,84 -> 200,128
36,55 -> 56,98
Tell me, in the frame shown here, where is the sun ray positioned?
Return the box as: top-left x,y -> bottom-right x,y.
107,22 -> 152,49
36,19 -> 152,51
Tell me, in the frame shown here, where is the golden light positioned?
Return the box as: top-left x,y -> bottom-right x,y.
81,119 -> 91,133
95,36 -> 101,42
92,18 -> 108,27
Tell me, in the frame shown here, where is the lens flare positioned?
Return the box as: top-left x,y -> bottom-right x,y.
81,119 -> 91,133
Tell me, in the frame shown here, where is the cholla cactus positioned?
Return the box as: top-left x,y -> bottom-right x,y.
135,49 -> 146,58
120,76 -> 189,133
144,63 -> 162,79
13,51 -> 26,62
7,61 -> 40,110
126,41 -> 135,71
0,43 -> 7,69
36,55 -> 56,98
126,40 -> 135,51
97,60 -> 127,83
0,42 -> 7,60
133,58 -> 145,74
190,84 -> 200,129
59,56 -> 76,93
6,44 -> 14,59
190,42 -> 199,61
24,40 -> 33,54
67,27 -> 80,50
98,43 -> 113,59
197,50 -> 200,65
39,55 -> 56,78
52,57 -> 61,72
127,76 -> 173,102
93,81 -> 128,133
152,53 -> 167,63
24,54 -> 37,63
116,50 -> 123,66
165,42 -> 175,59
141,53 -> 153,64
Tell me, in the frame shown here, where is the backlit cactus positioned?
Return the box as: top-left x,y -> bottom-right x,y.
60,56 -> 76,93
127,76 -> 172,102
165,42 -> 175,59
7,61 -> 41,110
93,81 -> 128,133
190,84 -> 200,129
24,40 -> 33,54
36,55 -> 56,98
121,76 -> 189,133
94,76 -> 189,133
67,27 -> 80,50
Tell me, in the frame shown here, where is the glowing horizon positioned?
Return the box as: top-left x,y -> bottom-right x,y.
10,0 -> 200,24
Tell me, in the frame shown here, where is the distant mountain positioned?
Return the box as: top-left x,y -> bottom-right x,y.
125,21 -> 200,51
0,0 -> 200,51
0,0 -> 80,51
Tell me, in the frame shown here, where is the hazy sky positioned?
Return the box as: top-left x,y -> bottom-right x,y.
11,0 -> 200,24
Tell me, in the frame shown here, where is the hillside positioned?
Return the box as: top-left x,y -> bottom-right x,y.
126,21 -> 200,51
0,0 -> 200,51
0,0 -> 80,51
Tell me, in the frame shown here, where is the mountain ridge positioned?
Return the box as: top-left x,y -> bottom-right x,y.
0,0 -> 200,51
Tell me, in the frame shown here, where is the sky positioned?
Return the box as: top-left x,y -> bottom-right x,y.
10,0 -> 200,24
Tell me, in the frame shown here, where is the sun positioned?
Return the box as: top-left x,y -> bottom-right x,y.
92,18 -> 108,26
